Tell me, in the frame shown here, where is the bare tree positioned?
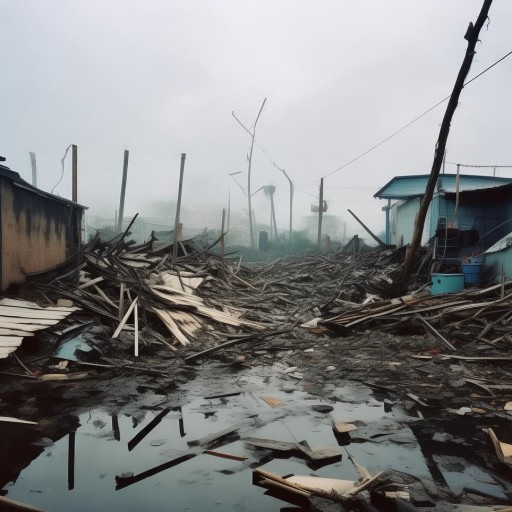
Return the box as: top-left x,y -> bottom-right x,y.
232,98 -> 267,253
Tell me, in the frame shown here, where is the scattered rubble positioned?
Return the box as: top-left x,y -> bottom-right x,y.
1,227 -> 512,510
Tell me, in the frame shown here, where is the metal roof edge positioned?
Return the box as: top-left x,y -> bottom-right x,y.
0,164 -> 88,210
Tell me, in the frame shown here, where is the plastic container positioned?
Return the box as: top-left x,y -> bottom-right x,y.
461,263 -> 483,285
431,273 -> 465,295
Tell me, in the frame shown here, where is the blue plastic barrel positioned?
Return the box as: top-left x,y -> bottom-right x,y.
461,263 -> 482,285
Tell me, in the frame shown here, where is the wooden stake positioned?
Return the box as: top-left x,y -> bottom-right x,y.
134,303 -> 139,357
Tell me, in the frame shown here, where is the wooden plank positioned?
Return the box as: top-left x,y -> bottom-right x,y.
77,276 -> 104,290
0,316 -> 61,326
0,306 -> 69,320
0,298 -> 79,312
0,346 -> 18,356
153,309 -> 190,346
0,416 -> 38,425
0,336 -> 24,347
112,297 -> 138,339
0,322 -> 52,332
166,310 -> 202,336
0,328 -> 34,336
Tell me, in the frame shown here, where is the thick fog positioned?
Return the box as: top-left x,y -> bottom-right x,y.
1,1 -> 511,241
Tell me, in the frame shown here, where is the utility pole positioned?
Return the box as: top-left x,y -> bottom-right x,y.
395,0 -> 493,293
276,166 -> 294,251
117,149 -> 129,233
317,178 -> 324,250
173,153 -> 186,262
72,144 -> 77,203
29,152 -> 37,187
232,98 -> 267,255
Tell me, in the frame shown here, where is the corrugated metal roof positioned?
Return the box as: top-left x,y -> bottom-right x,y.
485,231 -> 512,254
374,174 -> 512,200
0,164 -> 88,210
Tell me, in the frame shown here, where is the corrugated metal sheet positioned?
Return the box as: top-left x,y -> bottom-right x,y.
389,198 -> 419,246
375,174 -> 512,200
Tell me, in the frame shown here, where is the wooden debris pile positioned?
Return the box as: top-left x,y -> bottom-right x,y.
315,280 -> 512,353
28,227 -> 269,354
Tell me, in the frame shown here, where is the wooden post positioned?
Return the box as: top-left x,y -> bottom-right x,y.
227,192 -> 231,247
270,190 -> 278,241
220,208 -> 226,260
29,151 -> 37,187
173,153 -> 186,262
134,303 -> 139,357
395,0 -> 493,292
317,178 -> 324,250
117,149 -> 129,234
72,144 -> 77,203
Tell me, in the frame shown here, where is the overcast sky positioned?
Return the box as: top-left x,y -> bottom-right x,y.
1,0 -> 511,239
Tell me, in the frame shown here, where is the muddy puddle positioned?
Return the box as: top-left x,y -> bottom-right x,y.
1,364 -> 508,510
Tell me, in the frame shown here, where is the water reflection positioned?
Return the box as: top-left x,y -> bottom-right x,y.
1,366 -> 508,511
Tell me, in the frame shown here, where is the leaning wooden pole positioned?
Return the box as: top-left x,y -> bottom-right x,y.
117,149 -> 129,233
394,0 -> 493,293
173,153 -> 186,262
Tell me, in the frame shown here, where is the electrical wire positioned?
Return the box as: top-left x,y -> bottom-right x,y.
51,145 -> 71,194
320,49 -> 512,181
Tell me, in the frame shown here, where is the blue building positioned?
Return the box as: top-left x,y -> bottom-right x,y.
375,174 -> 512,272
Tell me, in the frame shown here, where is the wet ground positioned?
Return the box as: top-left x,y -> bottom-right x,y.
2,359 -> 512,511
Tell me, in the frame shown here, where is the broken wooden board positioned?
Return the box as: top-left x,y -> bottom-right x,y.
332,421 -> 358,434
187,425 -> 240,447
483,428 -> 512,466
285,475 -> 358,494
260,396 -> 282,408
0,416 -> 38,425
0,299 -> 78,359
153,308 -> 191,346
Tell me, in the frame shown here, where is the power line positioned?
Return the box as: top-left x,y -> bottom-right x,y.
321,49 -> 512,180
446,162 -> 512,168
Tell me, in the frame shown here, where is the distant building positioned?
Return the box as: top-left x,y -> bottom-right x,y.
0,160 -> 86,291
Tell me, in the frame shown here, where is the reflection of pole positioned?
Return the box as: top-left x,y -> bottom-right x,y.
317,178 -> 324,250
173,153 -> 186,262
112,414 -> 120,441
118,149 -> 129,233
68,431 -> 76,490
178,407 -> 185,438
